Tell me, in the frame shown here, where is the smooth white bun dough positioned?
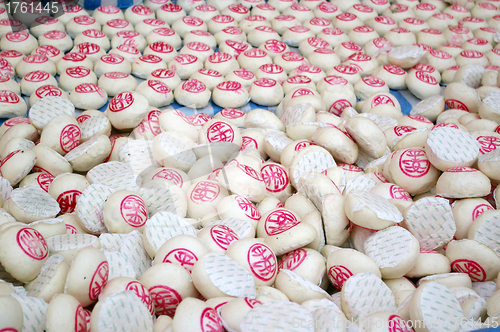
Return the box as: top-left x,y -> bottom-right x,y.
239,15 -> 271,35
70,83 -> 108,110
174,79 -> 211,108
326,65 -> 361,85
256,64 -> 287,84
225,68 -> 256,88
93,54 -> 131,78
32,45 -> 64,64
135,80 -> 174,108
16,55 -> 56,78
0,76 -> 20,94
56,52 -> 93,75
215,26 -> 247,45
171,16 -> 208,38
190,4 -> 220,22
332,12 -> 364,32
148,68 -> 182,90
247,26 -> 281,47
30,16 -> 66,38
385,27 -> 417,47
124,4 -> 155,25
372,64 -> 408,90
205,52 -> 239,76
146,28 -> 182,49
135,19 -> 168,37
207,15 -> 238,35
39,30 -> 73,53
105,91 -> 149,129
237,48 -> 272,72
102,18 -> 134,38
92,5 -> 124,25
0,90 -> 27,119
190,69 -> 224,90
156,3 -> 186,25
270,14 -> 301,35
183,31 -> 217,50
435,167 -> 491,198
298,36 -> 331,58
417,28 -> 447,49
180,41 -> 214,62
110,31 -> 146,52
168,54 -> 203,80
0,31 -> 38,55
249,78 -> 284,106
66,15 -> 101,39
282,26 -> 315,47
20,70 -> 57,96
0,50 -> 25,71
273,51 -> 308,75
218,39 -> 251,59
368,15 -> 398,36
98,72 -> 138,96
406,70 -> 441,100
144,41 -> 178,63
71,42 -> 106,62
307,48 -> 341,73
132,55 -> 167,79
212,81 -> 249,108
75,29 -> 111,52
333,41 -> 364,61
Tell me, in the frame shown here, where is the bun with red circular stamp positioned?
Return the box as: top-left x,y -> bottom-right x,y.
246,15 -> 267,22
188,113 -> 211,126
472,204 -> 493,221
291,88 -> 314,98
309,17 -> 331,27
317,2 -> 338,13
200,307 -> 224,332
216,81 -> 242,91
383,64 -> 405,76
247,243 -> 277,282
233,68 -> 254,80
0,90 -> 20,103
264,209 -> 299,236
75,43 -> 101,55
24,71 -> 50,83
394,125 -> 417,136
329,99 -> 352,116
153,28 -> 175,37
206,121 -> 235,143
101,54 -> 124,64
120,194 -> 148,227
57,190 -> 82,214
389,185 -> 412,200
398,148 -> 431,178
260,64 -> 284,75
109,92 -> 134,112
82,29 -> 106,39
182,79 -> 206,93
353,3 -> 373,13
35,85 -> 62,98
333,65 -> 358,75
336,12 -> 357,21
186,42 -> 211,52
232,195 -> 259,221
161,3 -> 182,12
107,18 -> 129,28
0,18 -> 25,31
361,75 -> 385,88
149,285 -> 182,317
274,14 -> 295,21
415,71 -> 438,85
97,5 -> 120,14
104,72 -> 129,79
451,259 -> 486,282
290,3 -> 310,11
254,78 -> 277,87
5,31 -> 29,42
445,99 -> 469,111
328,265 -> 353,289
62,52 -> 86,62
66,224 -> 79,235
131,4 -> 153,15
74,15 -> 97,25
89,261 -> 109,301
288,26 -> 310,33
212,15 -> 234,24
281,52 -> 304,62
74,305 -> 86,332
35,45 -> 61,59
387,315 -> 412,332
75,83 -> 105,98
44,29 -> 68,40
175,54 -> 198,64
278,248 -> 307,271
153,168 -> 183,186
60,124 -> 81,153
477,136 -> 500,155
190,181 -> 220,203
210,225 -> 239,250
16,227 -> 48,260
151,68 -> 175,79
196,4 -> 217,12
374,16 -> 396,25
149,41 -> 174,54
182,16 -> 203,27
208,52 -> 232,64
429,50 -> 452,60
460,50 -> 484,59
148,80 -> 171,94
23,54 -> 49,64
125,281 -> 154,315
140,54 -> 163,63
162,248 -> 198,271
